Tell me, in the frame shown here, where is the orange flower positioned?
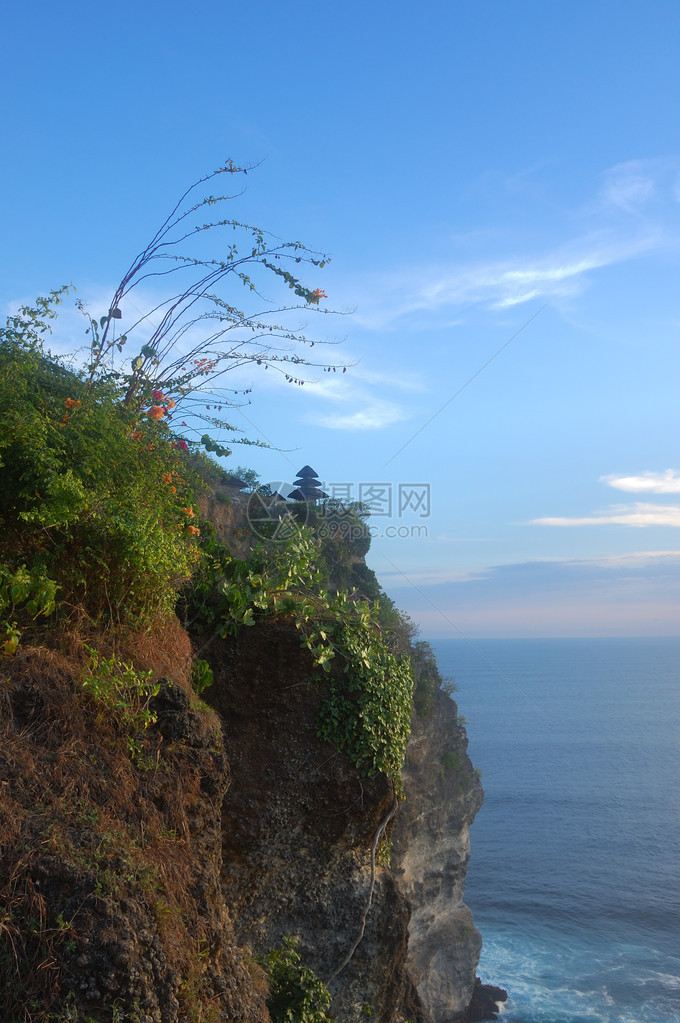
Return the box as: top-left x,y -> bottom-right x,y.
187,525 -> 200,536
64,397 -> 81,409
147,406 -> 165,419
182,507 -> 195,518
166,398 -> 176,410
310,289 -> 327,302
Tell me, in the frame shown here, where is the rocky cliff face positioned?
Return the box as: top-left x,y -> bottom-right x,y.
201,620 -> 422,1023
1,613 -> 485,1021
196,486 -> 254,558
197,619 -> 485,1023
392,692 -> 484,1023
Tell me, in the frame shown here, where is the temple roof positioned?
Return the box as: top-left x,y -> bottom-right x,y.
288,486 -> 328,501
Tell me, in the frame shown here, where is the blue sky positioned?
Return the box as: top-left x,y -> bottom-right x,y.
2,1 -> 679,637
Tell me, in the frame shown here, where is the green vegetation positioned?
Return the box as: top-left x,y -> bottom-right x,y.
440,751 -> 462,775
79,647 -> 160,759
376,834 -> 393,867
191,656 -> 214,694
183,528 -> 414,782
0,290 -> 202,628
0,562 -> 57,654
260,936 -> 333,1023
410,640 -> 448,718
303,500 -> 372,589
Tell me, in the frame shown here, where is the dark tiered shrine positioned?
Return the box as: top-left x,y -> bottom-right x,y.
287,465 -> 328,502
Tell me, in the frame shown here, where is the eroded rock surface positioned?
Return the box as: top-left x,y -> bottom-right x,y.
392,689 -> 484,1023
204,620 -> 422,1023
2,613 -> 487,1022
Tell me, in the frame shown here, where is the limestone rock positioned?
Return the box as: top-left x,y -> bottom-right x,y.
204,620 -> 421,1023
392,689 -> 484,1022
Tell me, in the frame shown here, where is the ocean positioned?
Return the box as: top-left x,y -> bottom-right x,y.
431,638 -> 680,1023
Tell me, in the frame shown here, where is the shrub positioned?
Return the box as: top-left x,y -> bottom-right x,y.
440,751 -> 462,775
410,640 -> 454,717
0,563 -> 58,654
79,647 -> 160,759
0,294 -> 202,628
191,657 -> 214,694
260,936 -> 333,1023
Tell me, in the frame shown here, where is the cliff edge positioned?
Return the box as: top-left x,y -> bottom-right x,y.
393,691 -> 484,1022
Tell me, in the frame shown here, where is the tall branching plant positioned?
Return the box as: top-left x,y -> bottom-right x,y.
79,159 -> 346,451
0,164 -> 346,631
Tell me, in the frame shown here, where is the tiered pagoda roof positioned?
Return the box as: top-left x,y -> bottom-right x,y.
287,465 -> 328,502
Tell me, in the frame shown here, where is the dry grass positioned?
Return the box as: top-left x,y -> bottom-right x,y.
40,614 -> 194,687
0,630 -> 265,1023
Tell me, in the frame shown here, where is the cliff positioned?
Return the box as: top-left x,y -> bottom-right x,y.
1,280 -> 491,1022
1,612 -> 486,1022
1,492 -> 487,1022
202,620 -> 485,1023
202,620 -> 418,1023
392,693 -> 484,1022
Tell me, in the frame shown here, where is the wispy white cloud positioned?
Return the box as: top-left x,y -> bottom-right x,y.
419,249 -> 610,311
532,502 -> 680,528
599,159 -> 659,211
299,363 -> 419,430
314,403 -> 407,430
487,251 -> 620,309
331,157 -> 680,331
601,469 -> 680,494
378,549 -> 680,589
584,549 -> 680,567
531,471 -> 680,531
346,231 -> 658,329
304,376 -> 409,430
597,156 -> 680,215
